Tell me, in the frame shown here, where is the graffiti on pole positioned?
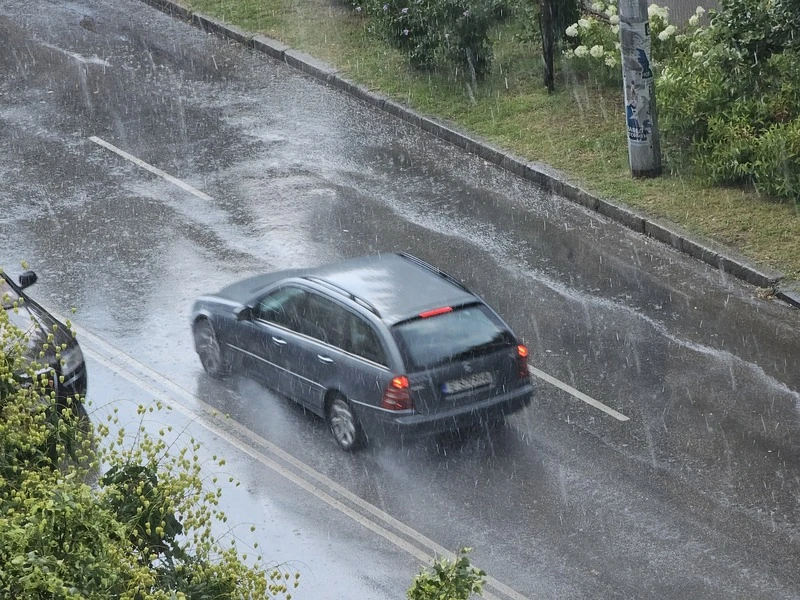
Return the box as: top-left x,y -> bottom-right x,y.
618,0 -> 661,176
621,21 -> 654,146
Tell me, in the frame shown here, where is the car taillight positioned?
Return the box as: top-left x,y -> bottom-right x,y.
516,344 -> 529,378
381,375 -> 413,411
418,306 -> 453,318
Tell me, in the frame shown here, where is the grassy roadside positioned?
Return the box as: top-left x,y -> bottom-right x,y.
184,0 -> 800,282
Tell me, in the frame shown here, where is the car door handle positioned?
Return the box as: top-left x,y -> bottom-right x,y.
317,355 -> 334,364
271,336 -> 287,346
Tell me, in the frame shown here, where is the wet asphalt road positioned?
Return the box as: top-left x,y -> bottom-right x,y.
2,1 -> 800,598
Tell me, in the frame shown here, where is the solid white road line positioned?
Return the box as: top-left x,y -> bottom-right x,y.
84,347 -> 502,595
89,136 -> 213,201
61,318 -> 523,600
529,364 -> 629,422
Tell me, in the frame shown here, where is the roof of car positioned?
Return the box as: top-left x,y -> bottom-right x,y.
304,253 -> 477,326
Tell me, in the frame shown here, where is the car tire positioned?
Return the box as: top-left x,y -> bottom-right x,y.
327,395 -> 365,451
194,319 -> 229,379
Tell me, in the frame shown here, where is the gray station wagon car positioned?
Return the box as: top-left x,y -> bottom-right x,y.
190,253 -> 533,450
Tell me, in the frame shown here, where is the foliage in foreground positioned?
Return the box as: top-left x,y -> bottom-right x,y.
407,548 -> 486,600
0,294 -> 298,599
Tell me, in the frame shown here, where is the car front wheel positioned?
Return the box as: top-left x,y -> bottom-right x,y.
327,395 -> 364,451
194,319 -> 228,379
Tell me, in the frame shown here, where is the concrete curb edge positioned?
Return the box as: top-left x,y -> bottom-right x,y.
776,286 -> 800,309
141,0 -> 797,306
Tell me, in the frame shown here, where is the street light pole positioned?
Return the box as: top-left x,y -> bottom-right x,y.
618,0 -> 662,177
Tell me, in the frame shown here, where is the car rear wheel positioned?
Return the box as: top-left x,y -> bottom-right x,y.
194,320 -> 228,379
327,395 -> 364,451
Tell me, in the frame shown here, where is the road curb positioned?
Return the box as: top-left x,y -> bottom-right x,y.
776,285 -> 800,309
140,0 -> 794,301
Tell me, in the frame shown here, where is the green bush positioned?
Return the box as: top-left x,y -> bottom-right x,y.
752,117 -> 800,201
407,548 -> 486,600
0,289 -> 299,599
560,0 -> 800,203
658,0 -> 800,202
355,0 -> 508,81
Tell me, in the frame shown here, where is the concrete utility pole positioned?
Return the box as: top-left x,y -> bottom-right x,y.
618,0 -> 662,177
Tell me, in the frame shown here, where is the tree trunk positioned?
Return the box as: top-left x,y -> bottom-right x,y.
540,0 -> 555,92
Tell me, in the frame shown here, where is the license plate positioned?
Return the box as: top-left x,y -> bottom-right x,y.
442,371 -> 493,395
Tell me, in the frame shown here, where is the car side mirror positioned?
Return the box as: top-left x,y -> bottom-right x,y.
234,305 -> 253,321
18,271 -> 37,289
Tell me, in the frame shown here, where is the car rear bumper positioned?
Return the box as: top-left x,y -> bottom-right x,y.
355,383 -> 534,439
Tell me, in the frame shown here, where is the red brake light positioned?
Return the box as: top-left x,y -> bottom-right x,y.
516,344 -> 530,378
381,376 -> 414,410
418,306 -> 453,319
391,376 -> 409,389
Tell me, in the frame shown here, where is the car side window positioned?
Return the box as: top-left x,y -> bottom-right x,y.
255,286 -> 307,331
346,314 -> 387,367
298,293 -> 349,347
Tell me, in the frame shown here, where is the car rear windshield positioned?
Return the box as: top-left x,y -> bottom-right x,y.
391,303 -> 515,371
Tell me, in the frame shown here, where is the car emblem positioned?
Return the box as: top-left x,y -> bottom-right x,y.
463,364 -> 473,373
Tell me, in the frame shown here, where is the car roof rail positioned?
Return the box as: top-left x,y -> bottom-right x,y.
302,276 -> 381,317
395,252 -> 472,293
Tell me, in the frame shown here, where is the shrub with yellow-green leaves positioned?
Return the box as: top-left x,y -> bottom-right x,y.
0,295 -> 298,599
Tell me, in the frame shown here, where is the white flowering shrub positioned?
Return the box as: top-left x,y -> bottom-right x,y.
561,1 -> 621,80
562,0 -> 700,81
658,0 -> 800,202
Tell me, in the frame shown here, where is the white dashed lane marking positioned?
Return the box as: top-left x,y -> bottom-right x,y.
89,136 -> 212,201
529,364 -> 629,422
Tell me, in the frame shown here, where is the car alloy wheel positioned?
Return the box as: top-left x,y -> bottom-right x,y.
328,396 -> 363,451
194,320 -> 227,379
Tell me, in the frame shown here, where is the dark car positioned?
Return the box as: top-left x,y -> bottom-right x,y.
191,253 -> 533,450
1,270 -> 88,416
